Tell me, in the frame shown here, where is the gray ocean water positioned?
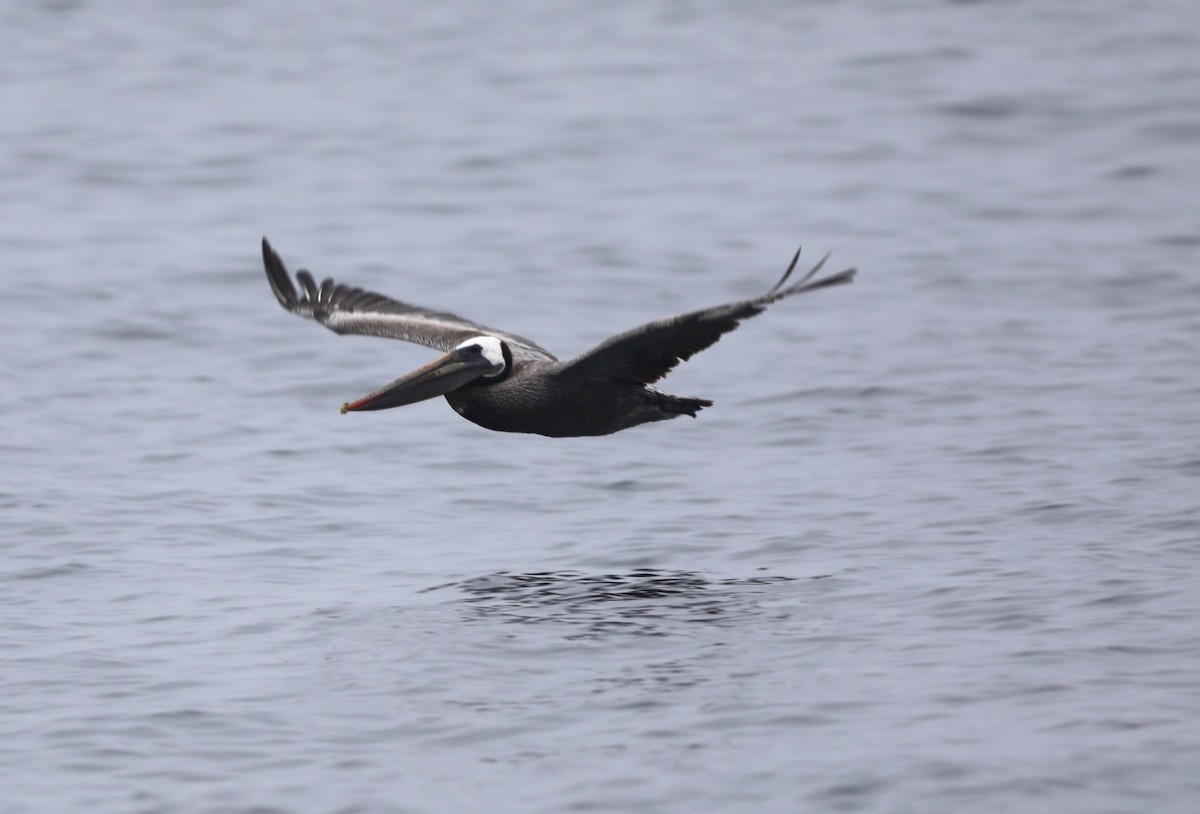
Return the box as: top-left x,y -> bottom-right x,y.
3,1 -> 1199,812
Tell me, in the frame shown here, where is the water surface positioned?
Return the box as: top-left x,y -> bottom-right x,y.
3,2 -> 1199,812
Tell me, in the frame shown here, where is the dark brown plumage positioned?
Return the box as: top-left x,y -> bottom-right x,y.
262,238 -> 855,437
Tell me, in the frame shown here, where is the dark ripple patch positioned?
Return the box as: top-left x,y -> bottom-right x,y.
92,320 -> 177,341
424,569 -> 801,639
937,96 -> 1026,120
746,384 -> 910,407
1155,233 -> 1200,247
7,561 -> 91,581
1110,163 -> 1159,179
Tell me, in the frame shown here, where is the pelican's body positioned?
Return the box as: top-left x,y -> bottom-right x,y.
261,238 -> 855,437
443,356 -> 707,437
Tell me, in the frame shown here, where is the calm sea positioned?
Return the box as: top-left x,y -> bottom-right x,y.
3,1 -> 1199,812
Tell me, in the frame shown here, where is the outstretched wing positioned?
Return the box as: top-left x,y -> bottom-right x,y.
555,247 -> 855,387
262,238 -> 556,362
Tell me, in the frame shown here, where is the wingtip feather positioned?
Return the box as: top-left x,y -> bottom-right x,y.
261,236 -> 297,309
770,247 -> 856,298
767,246 -> 804,296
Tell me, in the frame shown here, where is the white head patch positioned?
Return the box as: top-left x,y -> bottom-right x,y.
457,335 -> 507,378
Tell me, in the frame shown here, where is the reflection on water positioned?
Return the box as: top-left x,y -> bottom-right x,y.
426,569 -> 815,638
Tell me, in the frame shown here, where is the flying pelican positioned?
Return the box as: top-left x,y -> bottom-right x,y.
261,238 -> 855,437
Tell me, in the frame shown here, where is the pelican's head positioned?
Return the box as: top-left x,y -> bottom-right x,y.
341,335 -> 510,414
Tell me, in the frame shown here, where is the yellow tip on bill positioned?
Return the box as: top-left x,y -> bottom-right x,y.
340,403 -> 350,415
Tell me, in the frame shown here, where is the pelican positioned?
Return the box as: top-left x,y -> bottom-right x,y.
262,238 -> 855,437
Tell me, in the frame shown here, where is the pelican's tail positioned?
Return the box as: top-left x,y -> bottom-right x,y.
648,390 -> 713,419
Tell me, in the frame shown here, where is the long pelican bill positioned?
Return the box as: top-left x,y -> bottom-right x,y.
340,349 -> 495,414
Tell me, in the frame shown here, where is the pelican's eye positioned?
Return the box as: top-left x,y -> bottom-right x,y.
457,336 -> 506,378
